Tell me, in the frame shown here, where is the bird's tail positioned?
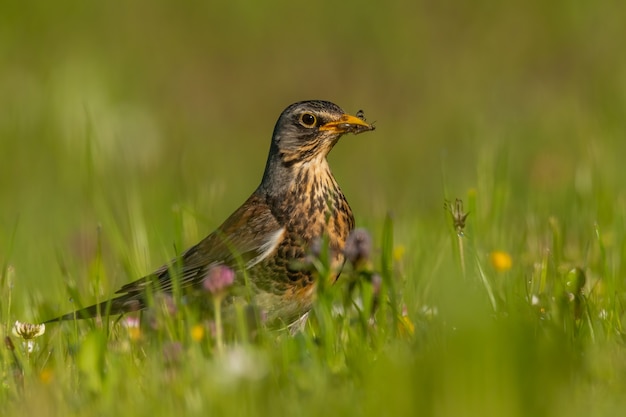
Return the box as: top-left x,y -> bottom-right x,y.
44,294 -> 144,323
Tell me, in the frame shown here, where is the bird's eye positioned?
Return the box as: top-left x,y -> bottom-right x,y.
299,113 -> 317,128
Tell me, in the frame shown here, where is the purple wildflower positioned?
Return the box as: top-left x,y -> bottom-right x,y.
203,265 -> 235,295
343,228 -> 372,265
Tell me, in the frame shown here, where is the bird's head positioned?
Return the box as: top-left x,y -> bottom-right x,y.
260,100 -> 375,194
268,100 -> 375,169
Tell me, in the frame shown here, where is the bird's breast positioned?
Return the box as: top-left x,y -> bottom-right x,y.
288,164 -> 354,249
247,160 -> 357,325
254,166 -> 354,325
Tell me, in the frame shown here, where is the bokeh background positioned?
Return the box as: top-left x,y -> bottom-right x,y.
1,0 -> 625,316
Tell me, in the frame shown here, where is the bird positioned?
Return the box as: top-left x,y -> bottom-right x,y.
45,100 -> 375,327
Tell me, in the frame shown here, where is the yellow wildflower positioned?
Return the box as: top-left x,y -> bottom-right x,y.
490,251 -> 512,272
39,369 -> 54,384
123,317 -> 142,341
191,324 -> 205,342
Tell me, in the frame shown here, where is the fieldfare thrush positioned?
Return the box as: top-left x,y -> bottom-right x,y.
46,100 -> 375,326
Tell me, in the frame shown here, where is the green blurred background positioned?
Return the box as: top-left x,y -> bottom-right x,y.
2,2 -> 626,416
1,0 -> 625,315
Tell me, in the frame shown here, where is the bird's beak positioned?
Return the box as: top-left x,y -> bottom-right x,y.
319,114 -> 376,135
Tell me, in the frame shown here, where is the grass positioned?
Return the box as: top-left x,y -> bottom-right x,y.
3,160 -> 626,417
2,0 -> 626,416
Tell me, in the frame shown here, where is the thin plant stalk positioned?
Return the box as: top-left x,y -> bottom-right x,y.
213,296 -> 224,353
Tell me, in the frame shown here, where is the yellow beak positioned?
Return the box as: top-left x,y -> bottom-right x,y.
319,114 -> 375,135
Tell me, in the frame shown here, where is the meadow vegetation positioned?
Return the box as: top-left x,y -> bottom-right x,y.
1,1 -> 625,416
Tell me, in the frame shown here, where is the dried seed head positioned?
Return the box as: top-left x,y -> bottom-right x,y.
444,198 -> 469,236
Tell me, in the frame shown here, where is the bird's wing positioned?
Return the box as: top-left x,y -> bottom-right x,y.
115,192 -> 284,295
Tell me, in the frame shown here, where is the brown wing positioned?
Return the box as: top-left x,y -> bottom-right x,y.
115,191 -> 284,296
45,193 -> 285,323
46,191 -> 286,321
